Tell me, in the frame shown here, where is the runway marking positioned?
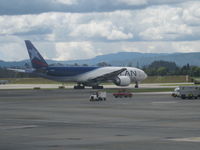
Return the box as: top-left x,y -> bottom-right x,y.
115,134 -> 128,137
1,125 -> 38,130
168,137 -> 200,142
152,101 -> 177,104
134,92 -> 172,95
66,138 -> 82,141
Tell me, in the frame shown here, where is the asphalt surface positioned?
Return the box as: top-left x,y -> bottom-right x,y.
0,89 -> 200,150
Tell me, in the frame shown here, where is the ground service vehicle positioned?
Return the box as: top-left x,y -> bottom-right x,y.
0,80 -> 9,85
172,86 -> 200,99
113,89 -> 133,98
90,91 -> 106,101
171,87 -> 180,97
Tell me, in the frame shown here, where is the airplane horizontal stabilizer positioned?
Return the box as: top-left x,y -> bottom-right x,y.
7,68 -> 36,73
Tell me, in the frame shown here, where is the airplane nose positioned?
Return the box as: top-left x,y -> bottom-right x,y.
143,72 -> 148,80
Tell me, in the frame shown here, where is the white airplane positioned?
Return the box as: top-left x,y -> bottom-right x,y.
10,40 -> 147,89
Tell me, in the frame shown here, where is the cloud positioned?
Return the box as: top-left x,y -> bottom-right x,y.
0,0 -> 200,61
139,24 -> 192,41
0,0 -> 199,15
116,0 -> 148,6
91,41 -> 200,54
137,3 -> 200,41
54,42 -> 96,60
0,42 -> 27,61
181,2 -> 200,26
54,41 -> 200,61
1,1 -> 199,42
0,14 -> 55,35
55,0 -> 78,5
70,21 -> 133,40
1,39 -> 200,61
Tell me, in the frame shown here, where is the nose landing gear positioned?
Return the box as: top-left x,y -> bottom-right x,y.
135,82 -> 139,88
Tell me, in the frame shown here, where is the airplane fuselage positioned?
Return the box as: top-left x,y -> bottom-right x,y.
37,66 -> 147,85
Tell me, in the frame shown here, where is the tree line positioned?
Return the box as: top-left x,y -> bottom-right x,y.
142,60 -> 200,77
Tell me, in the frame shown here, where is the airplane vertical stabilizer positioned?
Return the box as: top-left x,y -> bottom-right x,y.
25,40 -> 48,69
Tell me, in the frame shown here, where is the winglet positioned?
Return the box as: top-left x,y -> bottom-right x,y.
25,40 -> 48,69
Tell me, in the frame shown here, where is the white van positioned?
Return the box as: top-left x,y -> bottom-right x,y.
172,86 -> 200,99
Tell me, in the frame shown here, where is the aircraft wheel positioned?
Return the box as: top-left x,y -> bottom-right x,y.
92,86 -> 103,89
74,85 -> 85,89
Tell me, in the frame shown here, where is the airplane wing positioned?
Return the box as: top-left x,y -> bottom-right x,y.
88,68 -> 127,83
7,68 -> 36,73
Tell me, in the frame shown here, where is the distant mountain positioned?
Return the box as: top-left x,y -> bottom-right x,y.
1,52 -> 200,68
0,60 -> 30,68
57,52 -> 200,67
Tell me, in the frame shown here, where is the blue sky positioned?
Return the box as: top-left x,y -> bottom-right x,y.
0,0 -> 199,61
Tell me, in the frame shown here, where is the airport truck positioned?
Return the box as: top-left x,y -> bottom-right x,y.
113,89 -> 133,98
172,86 -> 200,99
90,91 -> 106,101
0,80 -> 9,85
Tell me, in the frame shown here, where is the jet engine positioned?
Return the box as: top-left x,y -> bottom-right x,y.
114,76 -> 131,86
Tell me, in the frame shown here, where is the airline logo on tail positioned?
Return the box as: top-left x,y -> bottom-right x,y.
29,48 -> 40,60
25,40 -> 48,69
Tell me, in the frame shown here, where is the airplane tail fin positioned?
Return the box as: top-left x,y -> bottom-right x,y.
25,40 -> 48,69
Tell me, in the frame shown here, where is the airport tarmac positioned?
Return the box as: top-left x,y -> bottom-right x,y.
0,89 -> 200,150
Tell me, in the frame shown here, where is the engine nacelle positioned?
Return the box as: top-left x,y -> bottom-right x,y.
114,76 -> 131,86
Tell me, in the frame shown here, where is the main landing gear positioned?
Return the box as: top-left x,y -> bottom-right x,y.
73,83 -> 104,89
92,85 -> 104,89
74,83 -> 85,89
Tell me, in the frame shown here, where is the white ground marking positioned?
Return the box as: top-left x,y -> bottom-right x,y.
0,125 -> 38,130
168,137 -> 200,142
152,101 -> 177,104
